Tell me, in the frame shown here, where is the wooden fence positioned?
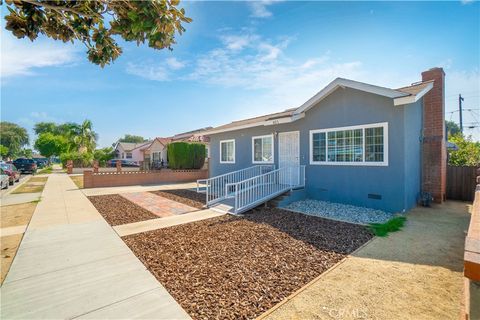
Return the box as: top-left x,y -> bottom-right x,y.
446,165 -> 478,201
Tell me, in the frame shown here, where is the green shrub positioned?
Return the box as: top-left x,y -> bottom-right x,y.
60,151 -> 93,168
167,142 -> 205,169
94,147 -> 115,167
368,216 -> 407,237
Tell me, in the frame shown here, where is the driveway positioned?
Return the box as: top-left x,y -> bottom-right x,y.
261,201 -> 470,320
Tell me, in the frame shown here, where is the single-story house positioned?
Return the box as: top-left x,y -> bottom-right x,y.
113,141 -> 151,163
200,68 -> 446,213
140,137 -> 172,169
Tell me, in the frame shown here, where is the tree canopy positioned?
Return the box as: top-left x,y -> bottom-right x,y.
34,120 -> 97,154
4,0 -> 192,66
0,121 -> 29,158
34,132 -> 68,158
118,134 -> 148,143
446,120 -> 461,138
448,134 -> 480,166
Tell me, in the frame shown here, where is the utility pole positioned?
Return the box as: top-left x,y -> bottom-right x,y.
459,94 -> 464,134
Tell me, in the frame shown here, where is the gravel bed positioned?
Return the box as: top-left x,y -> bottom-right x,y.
123,208 -> 373,319
88,194 -> 158,226
285,199 -> 396,224
149,189 -> 205,209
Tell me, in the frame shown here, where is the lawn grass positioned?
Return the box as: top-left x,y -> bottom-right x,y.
11,176 -> 48,194
69,175 -> 83,189
368,216 -> 407,237
37,166 -> 52,174
28,177 -> 48,183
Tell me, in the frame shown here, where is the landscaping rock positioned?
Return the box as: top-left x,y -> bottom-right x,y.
285,199 -> 397,224
123,208 -> 373,320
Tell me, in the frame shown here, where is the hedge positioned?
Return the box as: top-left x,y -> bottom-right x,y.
167,142 -> 206,169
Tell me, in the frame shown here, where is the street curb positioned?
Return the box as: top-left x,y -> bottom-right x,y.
2,175 -> 32,197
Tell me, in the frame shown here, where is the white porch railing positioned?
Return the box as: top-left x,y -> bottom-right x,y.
197,165 -> 275,205
226,165 -> 305,214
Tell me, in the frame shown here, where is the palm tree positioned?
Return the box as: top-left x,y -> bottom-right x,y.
74,120 -> 97,153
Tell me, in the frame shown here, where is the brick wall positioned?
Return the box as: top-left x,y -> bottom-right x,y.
83,169 -> 208,188
421,67 -> 447,203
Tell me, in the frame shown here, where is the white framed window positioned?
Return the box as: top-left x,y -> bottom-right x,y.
220,139 -> 235,163
310,122 -> 388,166
252,134 -> 274,164
126,152 -> 133,159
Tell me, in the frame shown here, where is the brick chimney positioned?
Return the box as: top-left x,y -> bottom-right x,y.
421,67 -> 446,203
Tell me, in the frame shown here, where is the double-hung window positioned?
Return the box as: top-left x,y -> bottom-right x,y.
252,134 -> 274,163
220,139 -> 235,163
310,122 -> 388,166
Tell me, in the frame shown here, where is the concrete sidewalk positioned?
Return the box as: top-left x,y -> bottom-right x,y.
0,174 -> 190,319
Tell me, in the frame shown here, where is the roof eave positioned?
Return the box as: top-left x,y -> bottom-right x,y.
393,82 -> 434,106
202,113 -> 305,136
293,78 -> 409,116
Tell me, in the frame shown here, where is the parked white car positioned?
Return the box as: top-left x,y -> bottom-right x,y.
0,168 -> 9,189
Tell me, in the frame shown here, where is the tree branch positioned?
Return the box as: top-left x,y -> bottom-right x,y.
20,0 -> 102,19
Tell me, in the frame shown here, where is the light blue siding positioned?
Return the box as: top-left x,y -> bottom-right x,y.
208,87 -> 422,213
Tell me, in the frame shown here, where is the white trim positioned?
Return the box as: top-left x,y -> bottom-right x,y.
294,78 -> 408,116
220,139 -> 235,164
393,82 -> 434,106
309,122 -> 389,166
251,134 -> 275,164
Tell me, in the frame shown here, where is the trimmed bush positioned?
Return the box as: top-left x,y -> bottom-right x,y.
168,142 -> 205,170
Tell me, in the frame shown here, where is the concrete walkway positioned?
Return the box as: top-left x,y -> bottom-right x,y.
261,201 -> 471,320
0,174 -> 190,319
114,209 -> 225,237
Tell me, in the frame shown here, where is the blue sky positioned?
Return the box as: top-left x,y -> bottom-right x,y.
1,1 -> 479,147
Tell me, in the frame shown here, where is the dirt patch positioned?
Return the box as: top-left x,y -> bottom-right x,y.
69,175 -> 83,189
1,234 -> 23,284
263,202 -> 470,320
1,202 -> 37,228
123,208 -> 373,319
28,177 -> 48,183
150,189 -> 205,209
11,176 -> 48,194
88,194 -> 159,226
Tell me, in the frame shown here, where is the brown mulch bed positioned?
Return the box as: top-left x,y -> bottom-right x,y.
88,194 -> 158,226
123,208 -> 373,319
150,189 -> 205,209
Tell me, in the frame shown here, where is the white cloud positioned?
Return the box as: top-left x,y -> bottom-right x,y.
166,57 -> 186,70
221,34 -> 259,51
248,1 -> 282,18
461,0 -> 475,5
126,62 -> 169,81
18,111 -> 62,127
1,34 -> 77,78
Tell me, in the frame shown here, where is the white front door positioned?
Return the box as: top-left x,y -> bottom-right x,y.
278,131 -> 300,185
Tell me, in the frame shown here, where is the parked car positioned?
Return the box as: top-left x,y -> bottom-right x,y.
0,163 -> 20,185
107,159 -> 140,167
12,158 -> 37,174
33,158 -> 48,168
0,168 -> 9,189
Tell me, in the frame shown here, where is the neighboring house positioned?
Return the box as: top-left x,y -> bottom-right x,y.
173,127 -> 212,158
113,141 -> 151,163
140,137 -> 171,168
203,68 -> 446,213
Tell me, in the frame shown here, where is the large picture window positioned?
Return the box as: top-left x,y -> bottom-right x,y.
252,134 -> 274,163
220,139 -> 235,163
310,122 -> 388,166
